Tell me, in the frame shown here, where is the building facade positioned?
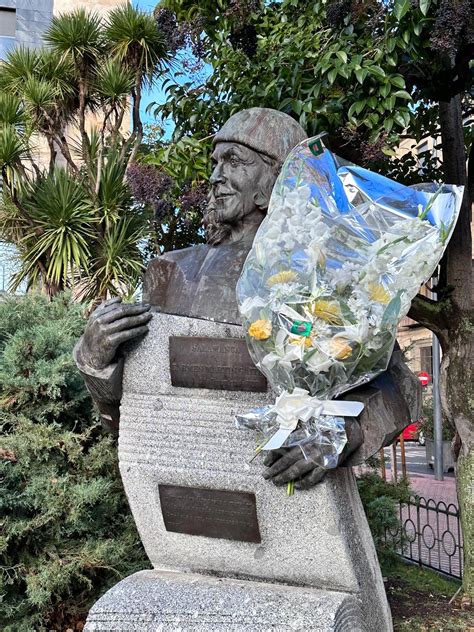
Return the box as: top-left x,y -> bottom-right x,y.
0,1 -> 54,53
0,1 -> 126,61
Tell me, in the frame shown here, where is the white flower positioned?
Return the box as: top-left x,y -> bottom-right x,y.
342,319 -> 370,343
240,296 -> 267,319
268,283 -> 301,311
305,240 -> 326,268
392,217 -> 433,242
327,261 -> 360,290
305,350 -> 334,374
260,328 -> 303,371
284,184 -> 312,207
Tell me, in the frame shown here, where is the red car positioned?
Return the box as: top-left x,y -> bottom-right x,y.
401,421 -> 425,445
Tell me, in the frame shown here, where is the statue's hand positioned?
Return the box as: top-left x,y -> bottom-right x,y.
262,417 -> 363,490
262,444 -> 328,489
79,297 -> 152,370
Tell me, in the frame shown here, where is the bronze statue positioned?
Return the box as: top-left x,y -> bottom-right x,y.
74,107 -> 419,490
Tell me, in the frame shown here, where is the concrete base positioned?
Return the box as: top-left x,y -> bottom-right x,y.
84,570 -> 366,632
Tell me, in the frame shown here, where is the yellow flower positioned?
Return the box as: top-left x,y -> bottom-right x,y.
368,282 -> 391,305
308,299 -> 343,325
266,270 -> 297,287
248,319 -> 272,340
290,335 -> 314,348
329,337 -> 353,360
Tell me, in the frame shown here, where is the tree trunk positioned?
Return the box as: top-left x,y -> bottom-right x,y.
440,328 -> 474,598
438,95 -> 473,599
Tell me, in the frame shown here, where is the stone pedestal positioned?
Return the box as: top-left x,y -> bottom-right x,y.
84,313 -> 392,631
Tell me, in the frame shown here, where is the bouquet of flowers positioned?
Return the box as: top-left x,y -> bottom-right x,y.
235,135 -> 462,477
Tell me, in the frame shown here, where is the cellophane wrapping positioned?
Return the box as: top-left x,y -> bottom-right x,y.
235,135 -> 462,468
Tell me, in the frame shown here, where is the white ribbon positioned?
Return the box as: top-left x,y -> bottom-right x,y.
262,387 -> 364,451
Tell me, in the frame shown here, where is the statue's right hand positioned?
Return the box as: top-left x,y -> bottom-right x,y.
79,297 -> 152,370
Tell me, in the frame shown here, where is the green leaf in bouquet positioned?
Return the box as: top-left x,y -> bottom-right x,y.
439,218 -> 456,245
337,299 -> 357,325
418,184 -> 443,220
381,291 -> 402,327
376,235 -> 410,255
353,334 -> 395,375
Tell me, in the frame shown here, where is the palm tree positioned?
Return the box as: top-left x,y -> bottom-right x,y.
44,9 -> 103,175
105,4 -> 171,162
0,7 -> 172,301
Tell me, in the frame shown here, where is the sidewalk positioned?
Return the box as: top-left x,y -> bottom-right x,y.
377,444 -> 462,578
391,470 -> 458,507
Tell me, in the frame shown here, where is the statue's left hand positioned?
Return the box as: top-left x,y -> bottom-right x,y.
262,418 -> 363,490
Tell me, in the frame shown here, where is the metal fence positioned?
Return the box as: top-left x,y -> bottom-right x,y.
386,495 -> 463,579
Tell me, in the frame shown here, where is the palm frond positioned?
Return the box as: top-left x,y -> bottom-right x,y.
22,77 -> 58,119
68,128 -> 100,164
81,212 -> 147,300
0,47 -> 39,95
36,47 -> 77,102
105,5 -> 170,85
45,8 -> 104,68
19,169 -> 97,288
0,125 -> 29,170
94,59 -> 134,103
0,93 -> 27,132
97,147 -> 132,223
0,195 -> 32,246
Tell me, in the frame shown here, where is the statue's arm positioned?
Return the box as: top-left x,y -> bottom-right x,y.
73,297 -> 152,434
73,341 -> 124,434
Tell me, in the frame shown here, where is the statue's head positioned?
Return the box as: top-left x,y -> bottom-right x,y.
205,108 -> 306,245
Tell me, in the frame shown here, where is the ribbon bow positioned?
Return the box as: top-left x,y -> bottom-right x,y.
262,387 -> 364,451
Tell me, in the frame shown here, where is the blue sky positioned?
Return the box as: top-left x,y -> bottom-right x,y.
137,0 -> 167,126
136,0 -> 211,135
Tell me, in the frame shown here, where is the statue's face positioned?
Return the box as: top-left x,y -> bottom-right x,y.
210,142 -> 271,226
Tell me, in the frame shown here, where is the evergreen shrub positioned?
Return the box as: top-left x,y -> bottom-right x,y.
357,470 -> 412,561
0,293 -> 148,631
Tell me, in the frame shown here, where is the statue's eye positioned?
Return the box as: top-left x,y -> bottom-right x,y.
230,156 -> 239,167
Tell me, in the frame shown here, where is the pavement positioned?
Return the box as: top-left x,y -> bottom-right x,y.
383,443 -> 458,507
370,442 -> 463,578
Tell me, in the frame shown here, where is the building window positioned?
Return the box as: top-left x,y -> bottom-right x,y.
419,345 -> 433,378
0,8 -> 16,59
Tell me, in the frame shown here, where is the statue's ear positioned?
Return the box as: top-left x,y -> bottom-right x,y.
254,155 -> 281,211
253,189 -> 270,210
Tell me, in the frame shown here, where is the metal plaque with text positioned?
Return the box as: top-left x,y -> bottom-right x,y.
159,484 -> 261,543
169,336 -> 267,392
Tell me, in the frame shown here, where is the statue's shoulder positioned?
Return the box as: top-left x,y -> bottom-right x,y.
142,244 -> 211,308
159,243 -> 210,268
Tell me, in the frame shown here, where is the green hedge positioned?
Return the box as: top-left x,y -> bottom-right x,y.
357,470 -> 412,561
0,293 -> 148,631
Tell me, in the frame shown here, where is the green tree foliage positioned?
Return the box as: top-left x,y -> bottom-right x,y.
0,293 -> 148,631
155,0 -> 472,168
127,130 -> 209,254
0,7 -> 175,300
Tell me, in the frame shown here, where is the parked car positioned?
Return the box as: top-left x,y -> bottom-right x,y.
401,421 -> 425,445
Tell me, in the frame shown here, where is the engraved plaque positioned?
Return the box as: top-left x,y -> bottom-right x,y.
169,336 -> 267,392
159,484 -> 261,543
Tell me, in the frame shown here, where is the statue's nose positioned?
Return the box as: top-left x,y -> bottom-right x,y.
210,163 -> 225,185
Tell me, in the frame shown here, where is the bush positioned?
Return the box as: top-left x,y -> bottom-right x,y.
357,471 -> 412,561
0,293 -> 148,631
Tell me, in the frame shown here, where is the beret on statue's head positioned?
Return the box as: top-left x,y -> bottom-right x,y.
213,107 -> 307,165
